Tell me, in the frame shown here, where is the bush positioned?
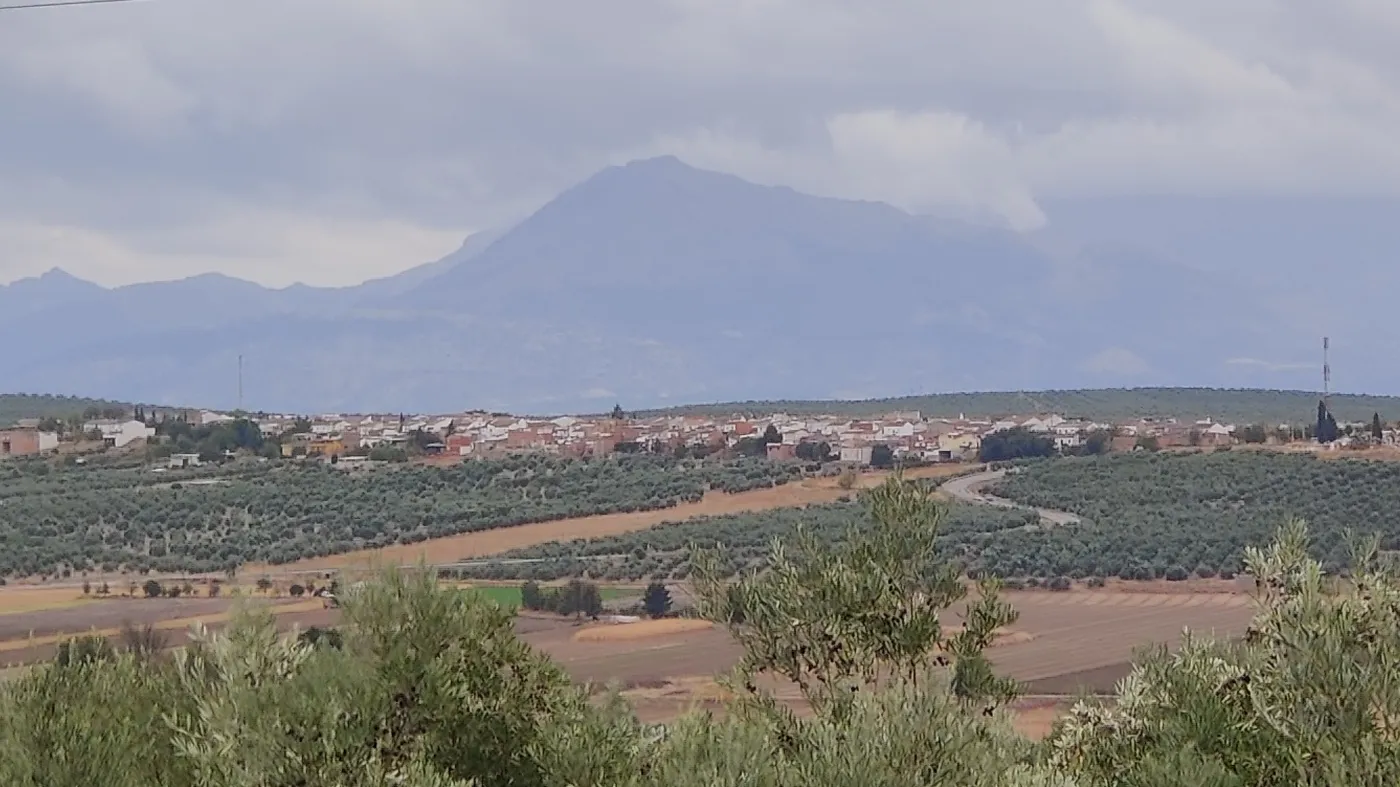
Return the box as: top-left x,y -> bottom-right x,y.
1164,565 -> 1189,582
1086,575 -> 1106,588
289,583 -> 305,597
1048,576 -> 1072,592
141,579 -> 162,598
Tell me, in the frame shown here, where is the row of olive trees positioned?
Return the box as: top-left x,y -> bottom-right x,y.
0,454 -> 804,577
2,475 -> 1397,785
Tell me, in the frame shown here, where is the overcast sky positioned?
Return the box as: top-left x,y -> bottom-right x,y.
3,0 -> 1399,288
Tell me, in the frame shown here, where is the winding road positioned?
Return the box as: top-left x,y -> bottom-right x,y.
940,469 -> 1080,527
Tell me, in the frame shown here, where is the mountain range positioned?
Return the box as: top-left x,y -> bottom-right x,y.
0,157 -> 1352,414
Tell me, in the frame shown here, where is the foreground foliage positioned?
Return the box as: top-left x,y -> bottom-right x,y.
2,475 -> 1398,786
0,454 -> 800,576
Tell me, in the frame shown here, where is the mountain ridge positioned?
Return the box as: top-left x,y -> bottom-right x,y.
0,157 -> 1333,412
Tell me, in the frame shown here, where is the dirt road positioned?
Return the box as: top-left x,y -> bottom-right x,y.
940,469 -> 1080,526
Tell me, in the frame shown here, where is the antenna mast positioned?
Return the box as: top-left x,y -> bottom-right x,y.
237,354 -> 244,412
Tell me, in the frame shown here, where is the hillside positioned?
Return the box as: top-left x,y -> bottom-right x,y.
631,387 -> 1399,425
0,157 -> 1319,413
0,394 -> 138,425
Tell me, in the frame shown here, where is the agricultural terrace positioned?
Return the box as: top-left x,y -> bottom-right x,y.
458,499 -> 1042,581
0,455 -> 802,577
986,450 -> 1400,579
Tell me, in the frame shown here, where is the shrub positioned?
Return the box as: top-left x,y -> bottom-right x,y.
141,579 -> 162,598
1164,565 -> 1189,582
1086,575 -> 1106,588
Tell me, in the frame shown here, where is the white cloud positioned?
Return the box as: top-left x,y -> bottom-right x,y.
0,213 -> 464,288
3,0 -> 1400,285
1225,357 -> 1314,372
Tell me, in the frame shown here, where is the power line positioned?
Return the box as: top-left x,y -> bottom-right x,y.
0,0 -> 143,10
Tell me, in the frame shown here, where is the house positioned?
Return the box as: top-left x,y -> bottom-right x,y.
1200,423 -> 1236,446
766,443 -> 796,461
839,445 -> 873,465
936,432 -> 981,461
168,453 -> 202,469
307,437 -> 345,457
84,419 -> 155,449
0,428 -> 59,458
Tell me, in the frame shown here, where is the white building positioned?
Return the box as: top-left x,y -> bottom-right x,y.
85,419 -> 155,449
839,445 -> 873,465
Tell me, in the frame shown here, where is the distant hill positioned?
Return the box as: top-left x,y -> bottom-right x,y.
631,388 -> 1400,426
0,394 -> 137,426
0,157 -> 1334,413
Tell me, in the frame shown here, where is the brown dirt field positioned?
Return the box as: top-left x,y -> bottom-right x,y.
0,597 -> 328,662
943,626 -> 1036,647
1009,698 -> 1074,740
0,604 -> 340,667
517,587 -> 1253,721
0,587 -> 98,615
247,465 -> 970,574
573,619 -> 715,643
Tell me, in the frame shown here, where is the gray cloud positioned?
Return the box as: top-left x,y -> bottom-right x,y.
3,0 -> 1400,285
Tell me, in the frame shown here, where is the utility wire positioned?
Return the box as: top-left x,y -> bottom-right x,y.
0,0 -> 144,10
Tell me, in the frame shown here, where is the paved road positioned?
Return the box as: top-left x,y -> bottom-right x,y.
940,469 -> 1080,527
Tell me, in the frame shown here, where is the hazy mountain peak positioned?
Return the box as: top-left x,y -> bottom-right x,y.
0,160 -> 1329,413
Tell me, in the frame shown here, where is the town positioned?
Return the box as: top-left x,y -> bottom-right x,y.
2,402 -> 1389,465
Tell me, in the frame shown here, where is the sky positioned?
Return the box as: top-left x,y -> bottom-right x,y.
3,0 -> 1400,288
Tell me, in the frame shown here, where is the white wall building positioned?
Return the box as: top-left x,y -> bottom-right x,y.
85,419 -> 155,449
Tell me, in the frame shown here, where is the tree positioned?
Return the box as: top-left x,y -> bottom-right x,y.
692,472 -> 1018,708
54,635 -> 114,668
557,579 -> 603,619
297,625 -> 344,650
795,441 -> 833,462
1317,399 -> 1341,443
642,581 -> 672,618
761,424 -> 782,445
611,403 -> 625,420
1134,435 -> 1161,452
732,436 -> 768,458
141,579 -> 163,598
520,580 -> 545,611
81,580 -> 91,595
1081,430 -> 1111,455
1238,424 -> 1268,444
119,622 -> 168,660
255,576 -> 273,594
289,583 -> 306,597
1373,412 -> 1385,441
978,426 -> 1056,462
869,443 -> 896,469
